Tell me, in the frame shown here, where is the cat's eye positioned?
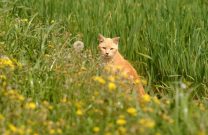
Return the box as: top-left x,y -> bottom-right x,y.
102,47 -> 106,49
110,48 -> 114,50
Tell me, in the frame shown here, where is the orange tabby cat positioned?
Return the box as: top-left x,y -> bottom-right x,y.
98,34 -> 145,96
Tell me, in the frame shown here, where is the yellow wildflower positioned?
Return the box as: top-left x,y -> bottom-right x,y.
43,101 -> 53,110
56,128 -> 63,134
153,96 -> 160,105
116,118 -> 126,126
108,75 -> 115,82
141,94 -> 151,103
107,122 -> 114,129
197,131 -> 206,135
104,65 -> 111,72
17,126 -> 24,135
93,127 -> 100,133
49,129 -> 55,134
164,99 -> 170,105
139,118 -> 155,128
93,76 -> 106,84
25,102 -> 36,110
45,54 -> 51,58
115,65 -> 121,69
120,71 -> 128,79
7,89 -> 15,95
17,95 -> 25,101
81,66 -> 87,71
9,124 -> 17,132
0,57 -> 15,69
141,79 -> 147,85
12,58 -> 22,68
155,132 -> 161,135
48,44 -> 54,48
118,126 -> 127,134
21,18 -> 28,22
0,114 -> 5,121
161,114 -> 174,124
76,109 -> 83,116
60,96 -> 68,103
127,107 -> 137,116
48,105 -> 53,110
134,79 -> 141,84
75,101 -> 84,108
108,82 -> 116,91
105,132 -> 112,135
199,103 -> 205,111
43,100 -> 50,106
142,107 -> 154,113
0,75 -> 6,80
26,128 -> 32,134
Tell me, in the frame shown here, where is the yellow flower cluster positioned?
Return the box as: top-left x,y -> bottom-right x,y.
60,96 -> 69,103
108,75 -> 115,82
43,101 -> 54,110
0,114 -> 4,121
93,76 -> 106,84
141,94 -> 151,103
93,126 -> 100,133
7,124 -> 33,135
153,96 -> 160,105
116,119 -> 126,126
0,56 -> 84,135
93,75 -> 117,92
0,57 -> 15,70
76,109 -> 84,116
198,103 -> 205,111
3,89 -> 25,101
127,107 -> 137,116
139,118 -> 155,128
43,119 -> 64,135
134,79 -> 141,84
25,102 -> 36,110
0,75 -> 6,80
118,126 -> 127,134
142,107 -> 154,113
8,124 -> 26,134
141,79 -> 148,86
160,113 -> 174,124
108,82 -> 116,91
116,116 -> 126,126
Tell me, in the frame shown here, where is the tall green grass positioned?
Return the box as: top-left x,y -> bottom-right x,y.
1,0 -> 207,85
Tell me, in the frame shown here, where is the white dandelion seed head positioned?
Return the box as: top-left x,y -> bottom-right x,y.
73,41 -> 84,52
180,82 -> 187,89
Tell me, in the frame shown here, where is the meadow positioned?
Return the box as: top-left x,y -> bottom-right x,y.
0,0 -> 208,134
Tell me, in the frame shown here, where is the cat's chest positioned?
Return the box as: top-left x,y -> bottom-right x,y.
101,57 -> 128,70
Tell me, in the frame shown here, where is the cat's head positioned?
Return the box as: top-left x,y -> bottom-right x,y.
98,34 -> 120,59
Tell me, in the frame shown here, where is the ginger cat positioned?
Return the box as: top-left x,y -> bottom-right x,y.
98,34 -> 145,96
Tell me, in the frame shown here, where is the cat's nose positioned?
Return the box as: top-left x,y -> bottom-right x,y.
106,52 -> 109,55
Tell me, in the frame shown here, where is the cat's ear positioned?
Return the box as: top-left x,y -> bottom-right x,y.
112,37 -> 120,45
98,34 -> 105,43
